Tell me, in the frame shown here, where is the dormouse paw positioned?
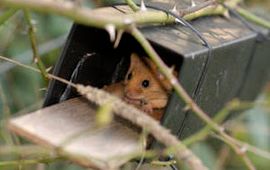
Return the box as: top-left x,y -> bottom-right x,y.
141,104 -> 153,113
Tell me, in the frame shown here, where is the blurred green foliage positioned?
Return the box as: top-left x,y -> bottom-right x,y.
0,1 -> 270,170
0,11 -> 71,113
194,90 -> 270,170
0,9 -> 81,170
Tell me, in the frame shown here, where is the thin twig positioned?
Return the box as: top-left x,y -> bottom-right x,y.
0,8 -> 17,25
236,6 -> 270,29
189,107 -> 270,154
0,157 -> 63,167
0,35 -> 66,74
183,99 -> 252,146
214,145 -> 230,170
23,10 -> 48,81
212,133 -> 256,170
0,85 -> 13,145
135,129 -> 148,170
214,133 -> 270,160
151,160 -> 177,166
180,0 -> 217,16
0,145 -> 51,157
183,4 -> 226,21
125,0 -> 139,12
0,55 -> 73,87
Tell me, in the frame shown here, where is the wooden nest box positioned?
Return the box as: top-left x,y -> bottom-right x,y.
44,6 -> 270,138
8,5 -> 270,169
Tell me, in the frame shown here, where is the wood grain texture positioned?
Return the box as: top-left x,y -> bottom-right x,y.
8,97 -> 141,169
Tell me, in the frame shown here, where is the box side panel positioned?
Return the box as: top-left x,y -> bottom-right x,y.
179,35 -> 257,138
161,54 -> 208,135
141,16 -> 260,139
44,24 -> 119,106
141,16 -> 256,58
238,34 -> 270,101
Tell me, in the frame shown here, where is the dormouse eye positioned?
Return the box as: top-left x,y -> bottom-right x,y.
127,72 -> 132,80
141,80 -> 150,88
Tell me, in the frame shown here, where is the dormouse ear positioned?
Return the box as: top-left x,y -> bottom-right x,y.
160,65 -> 178,80
125,53 -> 140,80
129,53 -> 141,69
158,65 -> 179,91
144,57 -> 157,70
145,57 -> 178,78
170,65 -> 179,77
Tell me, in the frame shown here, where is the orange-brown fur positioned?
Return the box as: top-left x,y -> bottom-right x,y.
103,53 -> 176,121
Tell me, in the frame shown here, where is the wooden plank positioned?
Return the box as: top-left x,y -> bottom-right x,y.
8,97 -> 141,169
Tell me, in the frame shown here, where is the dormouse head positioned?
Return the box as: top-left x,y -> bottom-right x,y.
123,53 -> 177,100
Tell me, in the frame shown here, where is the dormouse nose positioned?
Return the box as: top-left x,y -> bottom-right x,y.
124,88 -> 143,99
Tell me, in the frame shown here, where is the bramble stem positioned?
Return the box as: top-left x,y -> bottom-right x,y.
23,10 -> 48,81
125,0 -> 140,12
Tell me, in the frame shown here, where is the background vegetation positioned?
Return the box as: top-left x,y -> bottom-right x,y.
0,0 -> 269,170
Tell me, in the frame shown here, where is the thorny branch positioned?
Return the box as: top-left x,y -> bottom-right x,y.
1,51 -> 268,168
1,0 -> 270,169
179,0 -> 217,16
0,0 -> 233,30
0,55 -> 207,170
0,0 -> 174,29
129,26 -> 256,170
77,85 -> 208,170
